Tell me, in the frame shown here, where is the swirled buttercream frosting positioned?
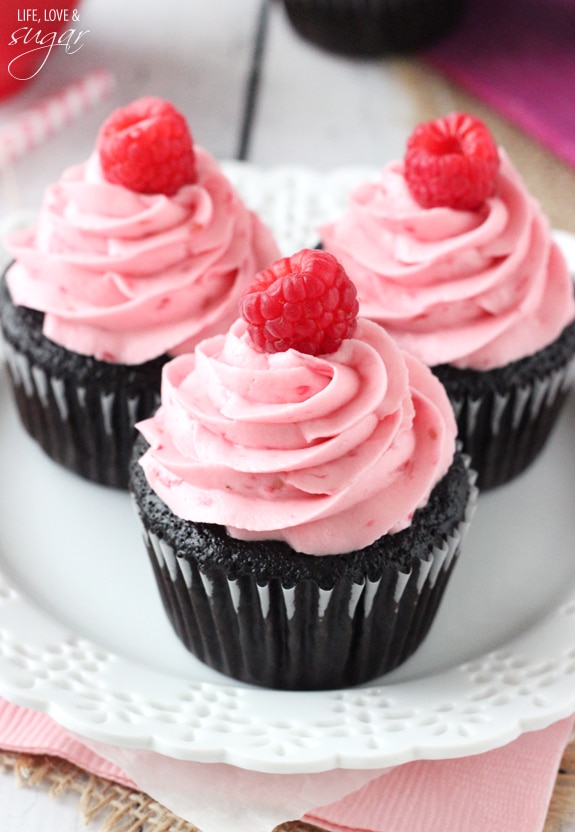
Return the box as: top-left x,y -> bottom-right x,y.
320,151 -> 575,370
137,317 -> 457,556
4,148 -> 280,365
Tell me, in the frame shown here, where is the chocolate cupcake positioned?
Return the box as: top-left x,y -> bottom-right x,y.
432,323 -> 575,490
131,250 -> 476,690
0,97 -> 280,488
281,0 -> 468,57
0,273 -> 166,488
320,112 -> 575,490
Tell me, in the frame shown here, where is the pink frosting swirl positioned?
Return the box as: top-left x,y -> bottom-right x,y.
137,317 -> 457,556
5,148 -> 280,365
320,151 -> 575,370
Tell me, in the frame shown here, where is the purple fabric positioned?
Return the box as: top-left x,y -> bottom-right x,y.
424,0 -> 575,168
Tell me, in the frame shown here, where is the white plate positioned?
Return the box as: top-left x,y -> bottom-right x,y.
1,165 -> 575,775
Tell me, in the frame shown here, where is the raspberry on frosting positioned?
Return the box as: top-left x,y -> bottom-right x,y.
97,97 -> 197,195
404,112 -> 500,210
4,143 -> 281,365
240,248 -> 359,355
319,138 -> 575,372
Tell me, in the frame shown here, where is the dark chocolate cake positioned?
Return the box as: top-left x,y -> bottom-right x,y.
130,435 -> 475,690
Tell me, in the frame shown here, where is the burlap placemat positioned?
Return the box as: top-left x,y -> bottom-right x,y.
0,750 -> 200,832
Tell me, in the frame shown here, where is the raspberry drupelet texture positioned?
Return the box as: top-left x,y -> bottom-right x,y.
97,97 -> 197,195
404,112 -> 500,211
240,249 -> 359,355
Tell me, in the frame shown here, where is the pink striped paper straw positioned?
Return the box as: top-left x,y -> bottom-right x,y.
0,68 -> 115,168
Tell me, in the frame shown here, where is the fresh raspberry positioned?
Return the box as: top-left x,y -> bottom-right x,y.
97,97 -> 197,195
240,249 -> 359,355
404,112 -> 500,210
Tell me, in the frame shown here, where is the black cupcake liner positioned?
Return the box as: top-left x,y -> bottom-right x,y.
433,317 -> 575,491
0,273 -> 167,489
130,440 -> 477,690
281,0 -> 468,57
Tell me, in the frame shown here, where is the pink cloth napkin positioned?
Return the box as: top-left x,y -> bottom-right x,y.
0,698 -> 572,832
303,716 -> 574,832
424,0 -> 575,169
